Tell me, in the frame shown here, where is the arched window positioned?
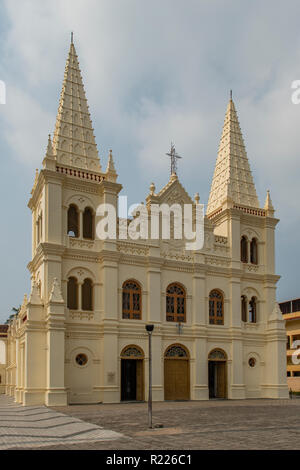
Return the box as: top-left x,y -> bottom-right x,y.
249,297 -> 257,323
166,283 -> 186,323
82,278 -> 93,311
209,290 -> 224,325
241,295 -> 247,322
165,344 -> 189,358
67,277 -> 78,310
68,205 -> 79,237
208,348 -> 227,361
122,280 -> 142,320
83,207 -> 94,240
241,236 -> 248,263
250,238 -> 258,264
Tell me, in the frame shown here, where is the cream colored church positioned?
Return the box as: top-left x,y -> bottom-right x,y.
4,39 -> 288,406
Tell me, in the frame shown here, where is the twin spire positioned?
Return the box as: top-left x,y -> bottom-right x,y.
44,37 -> 271,215
207,93 -> 260,215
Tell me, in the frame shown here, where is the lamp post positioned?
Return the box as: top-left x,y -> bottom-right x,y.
145,324 -> 154,428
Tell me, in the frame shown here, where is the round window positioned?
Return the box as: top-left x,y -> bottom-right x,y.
248,357 -> 256,368
75,353 -> 88,366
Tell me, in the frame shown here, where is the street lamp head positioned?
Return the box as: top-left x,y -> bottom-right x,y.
145,324 -> 154,333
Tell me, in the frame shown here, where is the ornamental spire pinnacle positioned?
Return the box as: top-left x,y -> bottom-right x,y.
207,95 -> 259,215
52,38 -> 102,172
264,189 -> 275,216
105,149 -> 117,182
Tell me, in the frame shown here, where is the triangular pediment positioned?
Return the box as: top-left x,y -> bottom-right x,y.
156,174 -> 193,206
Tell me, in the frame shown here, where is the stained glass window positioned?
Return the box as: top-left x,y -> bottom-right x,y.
166,283 -> 186,323
165,345 -> 188,358
121,346 -> 143,358
209,290 -> 224,325
122,280 -> 142,320
76,353 -> 88,366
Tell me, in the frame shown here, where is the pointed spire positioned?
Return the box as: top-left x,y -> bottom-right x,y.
42,134 -> 56,170
106,149 -> 116,173
207,96 -> 260,215
47,134 -> 53,157
31,169 -> 39,194
264,189 -> 275,216
105,149 -> 117,182
52,38 -> 102,172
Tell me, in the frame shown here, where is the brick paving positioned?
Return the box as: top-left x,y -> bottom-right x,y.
1,395 -> 300,449
0,395 -> 123,449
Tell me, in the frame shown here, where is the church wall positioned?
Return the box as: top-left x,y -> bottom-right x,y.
4,39 -> 289,406
65,337 -> 101,404
243,349 -> 263,398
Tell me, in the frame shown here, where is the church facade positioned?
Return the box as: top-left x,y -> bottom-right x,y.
5,39 -> 288,406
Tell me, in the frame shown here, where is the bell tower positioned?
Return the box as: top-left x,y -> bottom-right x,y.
206,94 -> 287,399
25,36 -> 121,405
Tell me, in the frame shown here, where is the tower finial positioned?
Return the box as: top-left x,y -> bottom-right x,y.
230,89 -> 232,100
71,31 -> 74,44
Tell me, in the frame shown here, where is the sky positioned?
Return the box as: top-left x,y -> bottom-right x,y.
0,0 -> 300,323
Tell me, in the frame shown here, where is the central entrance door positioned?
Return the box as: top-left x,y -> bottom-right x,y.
164,344 -> 190,401
120,345 -> 144,401
208,349 -> 227,399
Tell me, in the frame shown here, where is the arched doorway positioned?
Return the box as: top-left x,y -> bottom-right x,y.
120,345 -> 144,401
164,344 -> 190,401
208,349 -> 227,399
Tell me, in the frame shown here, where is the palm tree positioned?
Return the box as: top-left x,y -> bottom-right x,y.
5,306 -> 21,325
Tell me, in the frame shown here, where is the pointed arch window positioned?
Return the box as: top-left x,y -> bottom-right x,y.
83,207 -> 94,240
166,283 -> 186,323
241,295 -> 247,322
67,277 -> 78,310
122,280 -> 142,320
68,205 -> 79,238
209,290 -> 224,325
249,297 -> 257,323
250,238 -> 258,264
82,278 -> 93,311
241,236 -> 248,263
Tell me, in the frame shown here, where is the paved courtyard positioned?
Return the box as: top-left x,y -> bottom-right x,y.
0,395 -> 123,449
0,395 -> 299,450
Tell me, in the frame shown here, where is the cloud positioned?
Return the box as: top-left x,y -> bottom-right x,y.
0,0 -> 300,317
1,85 -> 54,165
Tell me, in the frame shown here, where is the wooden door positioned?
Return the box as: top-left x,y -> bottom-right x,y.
136,360 -> 144,401
216,362 -> 226,398
164,359 -> 189,400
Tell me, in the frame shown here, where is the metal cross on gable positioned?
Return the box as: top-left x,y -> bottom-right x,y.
166,142 -> 182,175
